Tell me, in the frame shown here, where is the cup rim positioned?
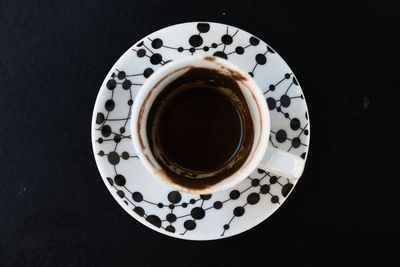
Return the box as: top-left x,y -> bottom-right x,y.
131,56 -> 270,194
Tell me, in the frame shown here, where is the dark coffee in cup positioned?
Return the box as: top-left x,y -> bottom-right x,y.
146,67 -> 254,190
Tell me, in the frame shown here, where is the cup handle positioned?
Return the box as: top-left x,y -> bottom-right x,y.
258,146 -> 305,180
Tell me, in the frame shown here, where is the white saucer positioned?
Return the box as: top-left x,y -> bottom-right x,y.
91,22 -> 310,240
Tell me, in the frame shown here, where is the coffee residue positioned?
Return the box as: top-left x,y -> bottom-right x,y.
203,56 -> 216,62
146,67 -> 254,190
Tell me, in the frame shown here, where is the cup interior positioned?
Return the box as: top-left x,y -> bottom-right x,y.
131,56 -> 270,194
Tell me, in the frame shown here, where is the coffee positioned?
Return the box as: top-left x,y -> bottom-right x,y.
146,67 -> 254,190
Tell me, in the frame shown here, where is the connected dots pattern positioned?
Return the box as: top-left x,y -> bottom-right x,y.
91,22 -> 310,240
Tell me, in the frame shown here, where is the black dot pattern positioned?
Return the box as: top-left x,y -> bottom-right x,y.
106,79 -> 116,90
276,130 -> 287,143
247,193 -> 260,205
143,68 -> 153,78
151,38 -> 163,49
137,49 -> 146,57
93,22 -> 309,239
184,220 -> 196,230
96,113 -> 105,124
168,191 -> 182,204
122,80 -> 131,90
133,207 -> 144,217
213,51 -> 227,59
165,226 -> 175,233
107,152 -> 119,165
267,98 -> 276,110
197,23 -> 210,33
235,46 -> 244,54
121,151 -> 129,160
213,201 -> 223,209
150,54 -> 162,65
166,213 -> 177,222
189,35 -> 203,47
290,137 -> 300,148
282,183 -> 294,197
113,134 -> 121,143
191,207 -> 205,219
221,34 -> 233,45
260,184 -> 270,194
290,118 -> 301,130
230,190 -> 240,200
271,196 -> 280,204
256,54 -> 267,65
200,194 -> 212,200
249,36 -> 260,46
233,207 -> 245,217
117,190 -> 125,198
280,95 -> 291,107
251,179 -> 260,186
146,215 -> 161,228
105,100 -> 115,111
117,71 -> 126,80
114,174 -> 126,186
132,192 -> 143,202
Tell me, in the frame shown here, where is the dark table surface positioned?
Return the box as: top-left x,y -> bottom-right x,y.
0,0 -> 398,266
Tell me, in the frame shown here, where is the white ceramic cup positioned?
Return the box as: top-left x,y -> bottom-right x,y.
131,56 -> 305,194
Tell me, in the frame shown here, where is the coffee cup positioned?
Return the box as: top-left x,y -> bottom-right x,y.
131,56 -> 304,194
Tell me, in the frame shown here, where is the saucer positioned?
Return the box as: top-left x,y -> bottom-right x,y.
91,22 -> 310,240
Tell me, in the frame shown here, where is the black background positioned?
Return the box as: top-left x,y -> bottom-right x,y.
0,0 -> 398,266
